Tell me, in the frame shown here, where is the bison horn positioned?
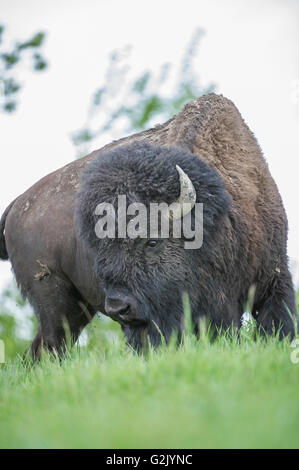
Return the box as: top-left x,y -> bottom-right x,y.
169,165 -> 196,220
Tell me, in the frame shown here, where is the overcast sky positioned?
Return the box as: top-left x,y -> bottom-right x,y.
0,0 -> 298,290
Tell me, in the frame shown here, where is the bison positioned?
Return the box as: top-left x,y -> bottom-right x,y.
0,93 -> 297,358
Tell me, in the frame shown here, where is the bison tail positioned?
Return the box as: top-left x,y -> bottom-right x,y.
0,199 -> 16,260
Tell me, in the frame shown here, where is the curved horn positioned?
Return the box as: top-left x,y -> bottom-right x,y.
169,165 -> 196,220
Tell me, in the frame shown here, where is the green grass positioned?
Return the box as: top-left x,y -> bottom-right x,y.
0,320 -> 299,449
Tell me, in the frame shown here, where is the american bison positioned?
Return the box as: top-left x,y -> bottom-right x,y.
0,93 -> 297,358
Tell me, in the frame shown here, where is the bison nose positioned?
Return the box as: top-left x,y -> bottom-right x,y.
105,297 -> 131,318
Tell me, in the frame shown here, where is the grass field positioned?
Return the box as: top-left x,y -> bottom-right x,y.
0,317 -> 298,449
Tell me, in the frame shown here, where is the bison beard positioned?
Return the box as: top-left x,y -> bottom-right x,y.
0,93 -> 297,359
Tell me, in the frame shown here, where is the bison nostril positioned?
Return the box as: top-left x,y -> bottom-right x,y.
105,298 -> 131,318
113,306 -> 130,319
118,307 -> 131,319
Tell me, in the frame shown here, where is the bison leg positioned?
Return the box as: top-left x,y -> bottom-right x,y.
255,267 -> 297,339
194,296 -> 243,340
27,275 -> 96,360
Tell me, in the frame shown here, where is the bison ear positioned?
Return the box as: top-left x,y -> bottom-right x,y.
169,165 -> 196,220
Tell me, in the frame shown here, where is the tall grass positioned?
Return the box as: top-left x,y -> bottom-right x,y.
0,317 -> 298,449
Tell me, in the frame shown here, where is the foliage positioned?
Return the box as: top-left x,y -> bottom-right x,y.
72,28 -> 215,156
0,326 -> 298,448
0,24 -> 47,113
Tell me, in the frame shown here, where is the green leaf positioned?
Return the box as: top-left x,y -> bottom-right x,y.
132,71 -> 150,94
93,87 -> 105,106
1,52 -> 20,68
3,101 -> 17,112
33,53 -> 47,71
72,129 -> 94,146
132,95 -> 164,129
3,78 -> 20,96
18,32 -> 45,50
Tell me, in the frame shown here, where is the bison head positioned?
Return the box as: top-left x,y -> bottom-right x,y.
76,141 -> 231,350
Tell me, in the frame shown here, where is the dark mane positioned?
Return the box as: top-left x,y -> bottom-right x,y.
76,141 -> 231,250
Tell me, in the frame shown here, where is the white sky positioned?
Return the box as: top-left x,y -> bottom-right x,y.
0,0 -> 298,290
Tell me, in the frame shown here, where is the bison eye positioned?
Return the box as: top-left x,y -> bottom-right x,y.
144,239 -> 163,256
146,239 -> 159,248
